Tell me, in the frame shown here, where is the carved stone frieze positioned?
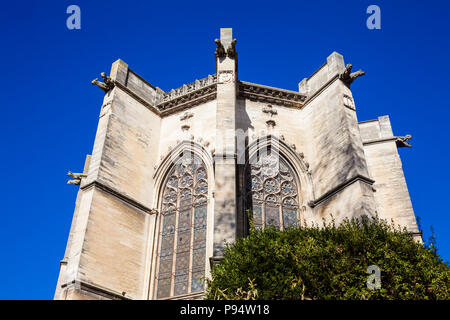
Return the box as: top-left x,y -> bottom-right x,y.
156,74 -> 217,115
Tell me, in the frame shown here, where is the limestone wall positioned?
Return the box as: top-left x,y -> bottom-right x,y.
299,52 -> 376,223
360,117 -> 419,234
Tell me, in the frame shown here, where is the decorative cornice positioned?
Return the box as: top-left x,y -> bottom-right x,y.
158,86 -> 217,116
239,81 -> 306,107
115,74 -> 314,116
309,174 -> 375,208
155,75 -> 218,116
81,180 -> 156,215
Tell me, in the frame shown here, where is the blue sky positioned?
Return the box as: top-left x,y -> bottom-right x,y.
0,0 -> 449,299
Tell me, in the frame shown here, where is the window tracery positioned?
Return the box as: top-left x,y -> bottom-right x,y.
156,154 -> 208,299
247,151 -> 300,230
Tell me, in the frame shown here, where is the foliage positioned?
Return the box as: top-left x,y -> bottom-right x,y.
205,215 -> 450,300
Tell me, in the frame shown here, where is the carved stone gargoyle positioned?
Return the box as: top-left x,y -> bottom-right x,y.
396,134 -> 412,148
339,64 -> 365,85
91,72 -> 114,93
215,38 -> 237,58
227,39 -> 237,58
214,39 -> 226,58
67,171 -> 87,185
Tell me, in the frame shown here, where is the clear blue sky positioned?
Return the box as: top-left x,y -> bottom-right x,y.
0,0 -> 449,299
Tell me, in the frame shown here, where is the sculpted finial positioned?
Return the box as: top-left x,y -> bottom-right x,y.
339,64 -> 365,85
396,134 -> 412,148
67,171 -> 87,185
91,72 -> 114,93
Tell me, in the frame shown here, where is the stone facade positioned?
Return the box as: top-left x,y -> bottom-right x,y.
55,28 -> 419,300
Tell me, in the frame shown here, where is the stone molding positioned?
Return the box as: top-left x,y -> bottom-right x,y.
362,137 -> 398,146
61,280 -> 130,300
114,81 -> 161,115
159,291 -> 204,300
156,74 -> 218,115
302,74 -> 340,107
158,85 -> 217,116
308,174 -> 375,208
81,180 -> 155,215
115,74 -> 313,117
239,81 -> 306,107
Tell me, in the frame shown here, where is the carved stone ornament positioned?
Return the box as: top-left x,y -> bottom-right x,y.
263,105 -> 278,128
91,72 -> 114,93
180,112 -> 194,131
180,112 -> 194,122
218,71 -> 234,83
262,105 -> 278,117
343,94 -> 355,109
215,38 -> 237,59
239,82 -> 306,108
339,64 -> 365,86
396,134 -> 412,148
227,39 -> 237,58
156,74 -> 218,115
214,39 -> 226,58
67,171 -> 87,185
266,119 -> 276,128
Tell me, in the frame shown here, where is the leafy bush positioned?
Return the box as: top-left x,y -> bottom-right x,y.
205,216 -> 449,300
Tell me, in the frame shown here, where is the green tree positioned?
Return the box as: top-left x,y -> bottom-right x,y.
205,216 -> 449,300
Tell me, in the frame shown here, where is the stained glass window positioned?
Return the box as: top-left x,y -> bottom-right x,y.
156,153 -> 208,299
247,151 -> 299,230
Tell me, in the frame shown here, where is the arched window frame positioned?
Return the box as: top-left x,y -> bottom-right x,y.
244,136 -> 314,231
150,141 -> 214,300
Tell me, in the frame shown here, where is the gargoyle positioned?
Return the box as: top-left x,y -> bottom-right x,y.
339,64 -> 365,85
395,134 -> 412,148
91,72 -> 114,93
214,39 -> 226,58
67,171 -> 87,185
227,39 -> 237,58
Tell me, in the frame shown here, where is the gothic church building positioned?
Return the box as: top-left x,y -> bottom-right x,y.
55,28 -> 419,300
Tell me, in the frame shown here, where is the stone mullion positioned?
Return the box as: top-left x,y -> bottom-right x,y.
154,216 -> 163,298
187,195 -> 195,294
278,174 -> 283,231
170,175 -> 180,297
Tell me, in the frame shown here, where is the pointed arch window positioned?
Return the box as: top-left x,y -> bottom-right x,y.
155,153 -> 208,299
247,150 -> 300,230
